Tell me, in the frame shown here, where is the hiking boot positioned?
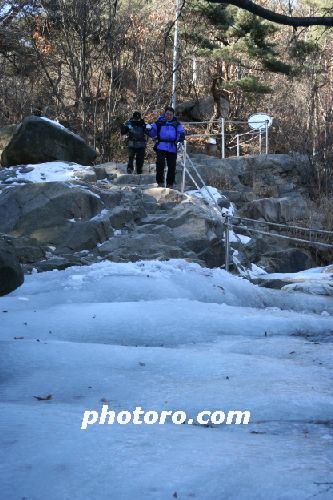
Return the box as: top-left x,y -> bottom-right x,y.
166,184 -> 174,189
127,167 -> 133,174
157,183 -> 164,187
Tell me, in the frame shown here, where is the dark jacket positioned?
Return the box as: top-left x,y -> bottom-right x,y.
121,119 -> 147,149
148,114 -> 185,153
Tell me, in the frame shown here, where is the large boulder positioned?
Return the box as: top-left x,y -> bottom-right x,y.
0,182 -> 110,250
0,124 -> 19,157
1,116 -> 97,167
247,194 -> 308,222
0,236 -> 24,295
257,248 -> 315,273
186,153 -> 311,218
177,96 -> 229,121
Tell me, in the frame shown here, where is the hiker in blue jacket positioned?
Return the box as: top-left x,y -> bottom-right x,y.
148,106 -> 185,188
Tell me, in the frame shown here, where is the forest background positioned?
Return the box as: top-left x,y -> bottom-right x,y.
0,0 -> 332,200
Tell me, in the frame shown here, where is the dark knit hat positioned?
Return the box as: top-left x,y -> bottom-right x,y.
132,111 -> 141,119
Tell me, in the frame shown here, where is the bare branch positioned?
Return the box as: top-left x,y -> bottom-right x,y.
207,0 -> 333,27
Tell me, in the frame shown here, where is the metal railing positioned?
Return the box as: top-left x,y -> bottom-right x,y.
182,118 -> 270,159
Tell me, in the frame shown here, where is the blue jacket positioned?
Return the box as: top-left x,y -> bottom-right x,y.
148,114 -> 185,153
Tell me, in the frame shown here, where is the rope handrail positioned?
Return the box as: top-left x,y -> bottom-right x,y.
178,142 -> 333,273
230,224 -> 333,249
230,215 -> 333,237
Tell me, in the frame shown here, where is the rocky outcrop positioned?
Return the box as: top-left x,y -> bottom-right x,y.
258,248 -> 315,273
0,153 -> 326,278
0,236 -> 24,295
96,192 -> 225,267
186,153 -> 312,222
0,124 -> 19,157
177,95 -> 230,121
247,194 -> 308,223
1,116 -> 97,166
0,182 -> 112,252
0,167 -> 226,272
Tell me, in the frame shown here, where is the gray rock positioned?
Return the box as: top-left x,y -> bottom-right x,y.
0,182 -> 103,235
250,278 -> 290,290
0,183 -> 112,251
0,236 -> 24,295
31,255 -> 84,273
9,235 -> 45,263
1,116 -> 97,166
186,153 -> 311,215
74,168 -> 97,183
109,207 -> 134,229
177,96 -> 229,121
97,233 -> 201,264
93,165 -> 108,180
53,217 -> 113,253
0,124 -> 19,155
112,173 -> 155,186
111,201 -> 226,267
257,248 -> 315,273
247,195 -> 308,222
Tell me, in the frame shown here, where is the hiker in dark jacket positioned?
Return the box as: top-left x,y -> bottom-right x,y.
121,111 -> 148,174
148,106 -> 185,188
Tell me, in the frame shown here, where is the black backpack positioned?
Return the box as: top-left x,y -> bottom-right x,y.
129,124 -> 145,141
127,120 -> 146,148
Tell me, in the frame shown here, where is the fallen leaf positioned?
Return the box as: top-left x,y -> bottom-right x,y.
14,336 -> 24,340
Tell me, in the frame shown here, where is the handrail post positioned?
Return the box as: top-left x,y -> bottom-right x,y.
236,134 -> 240,157
265,120 -> 269,154
259,130 -> 262,154
225,214 -> 230,272
221,117 -> 225,159
181,141 -> 186,193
